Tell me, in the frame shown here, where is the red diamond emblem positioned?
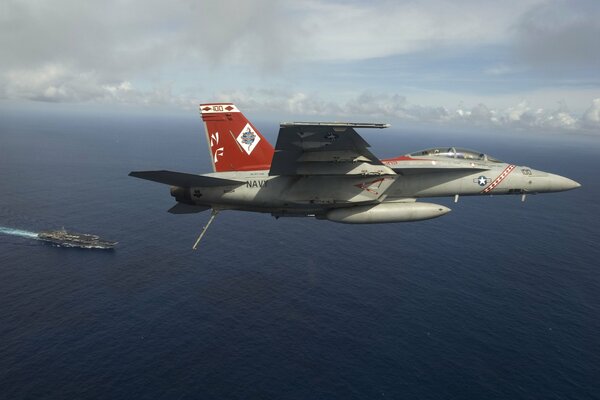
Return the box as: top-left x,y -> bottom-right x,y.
202,106 -> 211,111
354,178 -> 385,195
225,105 -> 234,111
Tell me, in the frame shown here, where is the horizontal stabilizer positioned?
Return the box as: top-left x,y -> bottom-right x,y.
167,203 -> 210,214
129,170 -> 243,188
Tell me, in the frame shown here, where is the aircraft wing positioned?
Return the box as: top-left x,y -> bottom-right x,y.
269,122 -> 390,176
129,170 -> 244,187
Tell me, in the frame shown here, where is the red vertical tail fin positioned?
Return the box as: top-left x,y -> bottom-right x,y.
200,103 -> 274,172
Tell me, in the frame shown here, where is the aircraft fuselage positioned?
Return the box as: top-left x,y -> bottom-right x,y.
181,159 -> 579,216
130,103 -> 581,245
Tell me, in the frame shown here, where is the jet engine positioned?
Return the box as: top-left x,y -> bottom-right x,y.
325,202 -> 451,224
170,186 -> 194,205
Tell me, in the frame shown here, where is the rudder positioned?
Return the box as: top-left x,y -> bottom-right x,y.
200,103 -> 274,172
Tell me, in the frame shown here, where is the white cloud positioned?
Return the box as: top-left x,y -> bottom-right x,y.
1,63 -> 199,109
483,65 -> 522,76
582,98 -> 600,128
0,0 -> 297,74
0,0 -> 598,136
3,64 -> 105,102
407,87 -> 600,116
211,89 -> 600,133
0,0 -> 546,75
514,0 -> 600,69
294,0 -> 543,61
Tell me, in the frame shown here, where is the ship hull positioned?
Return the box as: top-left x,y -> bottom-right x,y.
37,231 -> 117,250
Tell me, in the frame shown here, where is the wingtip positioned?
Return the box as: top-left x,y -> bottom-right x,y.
129,171 -> 144,178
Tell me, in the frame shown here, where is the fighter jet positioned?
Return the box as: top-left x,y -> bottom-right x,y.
130,103 -> 581,249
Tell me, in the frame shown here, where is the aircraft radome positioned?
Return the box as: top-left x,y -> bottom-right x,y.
130,103 -> 581,249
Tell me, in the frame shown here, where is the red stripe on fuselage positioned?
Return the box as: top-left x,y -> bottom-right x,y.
382,156 -> 428,164
481,164 -> 516,193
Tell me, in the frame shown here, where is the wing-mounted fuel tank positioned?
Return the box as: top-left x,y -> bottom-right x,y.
324,202 -> 451,224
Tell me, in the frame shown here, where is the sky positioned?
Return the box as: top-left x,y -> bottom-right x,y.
1,0 -> 599,133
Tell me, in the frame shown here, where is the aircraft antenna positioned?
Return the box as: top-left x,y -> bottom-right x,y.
192,209 -> 219,250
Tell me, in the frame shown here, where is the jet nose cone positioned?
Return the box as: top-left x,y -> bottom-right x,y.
550,174 -> 581,192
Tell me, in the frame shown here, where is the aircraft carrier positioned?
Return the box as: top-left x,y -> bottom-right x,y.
37,228 -> 117,249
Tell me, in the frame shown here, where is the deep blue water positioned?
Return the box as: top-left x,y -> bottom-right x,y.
1,110 -> 599,399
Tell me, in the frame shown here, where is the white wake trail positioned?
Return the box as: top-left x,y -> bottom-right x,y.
0,226 -> 39,239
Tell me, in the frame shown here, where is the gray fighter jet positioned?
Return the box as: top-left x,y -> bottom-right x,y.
130,103 -> 581,249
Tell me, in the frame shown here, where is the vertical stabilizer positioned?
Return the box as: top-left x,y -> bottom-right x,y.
200,103 -> 274,172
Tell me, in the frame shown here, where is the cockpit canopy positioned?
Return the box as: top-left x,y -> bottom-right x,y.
408,147 -> 503,163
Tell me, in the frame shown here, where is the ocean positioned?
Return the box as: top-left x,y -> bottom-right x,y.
0,110 -> 598,399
